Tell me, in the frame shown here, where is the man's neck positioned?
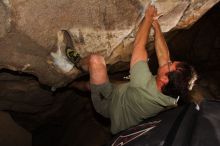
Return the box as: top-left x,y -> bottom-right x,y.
156,76 -> 163,92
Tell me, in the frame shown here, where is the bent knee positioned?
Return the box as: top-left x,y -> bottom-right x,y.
89,54 -> 108,84
89,54 -> 106,68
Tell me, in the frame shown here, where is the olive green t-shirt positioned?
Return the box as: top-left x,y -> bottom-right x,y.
109,61 -> 177,134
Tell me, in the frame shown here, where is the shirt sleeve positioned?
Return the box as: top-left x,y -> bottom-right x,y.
129,61 -> 153,87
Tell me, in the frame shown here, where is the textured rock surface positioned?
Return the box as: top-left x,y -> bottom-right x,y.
0,0 -> 219,88
0,0 -> 10,38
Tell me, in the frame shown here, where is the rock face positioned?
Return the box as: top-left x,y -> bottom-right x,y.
0,1 -> 10,38
0,0 -> 219,88
0,72 -> 111,146
0,111 -> 31,146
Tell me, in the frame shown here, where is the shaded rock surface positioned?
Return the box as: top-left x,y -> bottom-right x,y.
167,2 -> 220,101
0,71 -> 111,146
0,111 -> 31,146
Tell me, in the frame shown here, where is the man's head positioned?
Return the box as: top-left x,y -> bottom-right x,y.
156,61 -> 197,104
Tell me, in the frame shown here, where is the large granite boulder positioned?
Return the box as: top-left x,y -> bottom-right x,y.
0,0 -> 219,88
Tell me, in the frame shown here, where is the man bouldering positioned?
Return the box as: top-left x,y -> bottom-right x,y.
66,4 -> 197,134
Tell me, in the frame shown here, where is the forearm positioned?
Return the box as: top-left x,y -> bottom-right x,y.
154,22 -> 171,66
130,6 -> 156,68
131,18 -> 151,67
134,18 -> 152,49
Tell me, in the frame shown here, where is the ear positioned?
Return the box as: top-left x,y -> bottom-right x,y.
160,75 -> 169,84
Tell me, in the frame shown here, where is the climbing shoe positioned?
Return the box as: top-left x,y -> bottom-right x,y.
62,30 -> 81,68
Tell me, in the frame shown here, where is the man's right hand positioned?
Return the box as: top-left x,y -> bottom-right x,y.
145,5 -> 156,23
152,9 -> 161,33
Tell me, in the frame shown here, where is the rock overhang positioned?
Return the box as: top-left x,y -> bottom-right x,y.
0,0 -> 219,88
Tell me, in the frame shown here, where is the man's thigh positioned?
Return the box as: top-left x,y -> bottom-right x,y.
90,82 -> 113,118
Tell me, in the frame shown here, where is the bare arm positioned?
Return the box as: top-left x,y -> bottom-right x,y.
153,20 -> 171,67
130,5 -> 156,67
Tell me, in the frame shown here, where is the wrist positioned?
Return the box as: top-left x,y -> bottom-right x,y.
154,26 -> 161,33
152,21 -> 161,31
145,20 -> 153,25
